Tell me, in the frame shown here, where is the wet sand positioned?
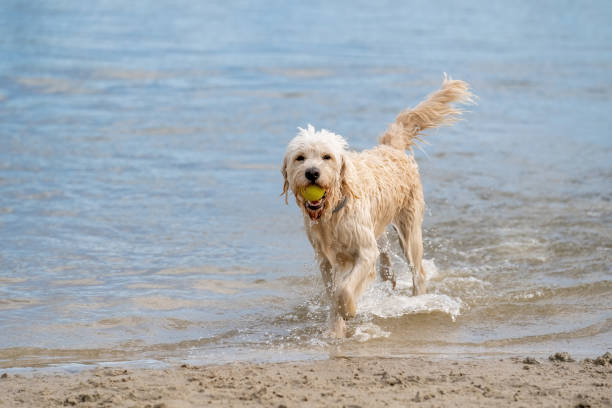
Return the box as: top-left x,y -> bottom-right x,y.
1,353 -> 610,407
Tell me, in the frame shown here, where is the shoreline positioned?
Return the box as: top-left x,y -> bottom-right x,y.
1,353 -> 610,407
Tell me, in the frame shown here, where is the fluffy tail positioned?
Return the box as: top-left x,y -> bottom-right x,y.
379,74 -> 475,150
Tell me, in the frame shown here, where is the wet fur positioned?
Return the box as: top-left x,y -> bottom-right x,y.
282,75 -> 474,337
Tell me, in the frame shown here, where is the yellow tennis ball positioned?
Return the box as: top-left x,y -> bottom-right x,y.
301,185 -> 326,201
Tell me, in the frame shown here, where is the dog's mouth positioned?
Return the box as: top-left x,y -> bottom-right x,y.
304,192 -> 327,220
306,193 -> 326,210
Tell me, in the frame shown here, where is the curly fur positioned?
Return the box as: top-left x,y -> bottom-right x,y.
281,76 -> 474,337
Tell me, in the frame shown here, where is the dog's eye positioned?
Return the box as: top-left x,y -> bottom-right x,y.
295,155 -> 305,161
322,154 -> 331,160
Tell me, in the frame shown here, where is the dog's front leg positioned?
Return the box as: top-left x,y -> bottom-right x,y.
317,256 -> 346,338
334,236 -> 378,335
318,257 -> 333,301
318,258 -> 346,338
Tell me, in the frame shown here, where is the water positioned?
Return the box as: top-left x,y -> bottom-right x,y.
0,0 -> 611,369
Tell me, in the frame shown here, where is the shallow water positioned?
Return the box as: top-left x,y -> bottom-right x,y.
0,1 -> 611,369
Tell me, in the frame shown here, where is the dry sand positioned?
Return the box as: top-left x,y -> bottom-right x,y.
1,353 -> 610,407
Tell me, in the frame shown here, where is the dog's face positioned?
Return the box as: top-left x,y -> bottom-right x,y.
282,125 -> 354,220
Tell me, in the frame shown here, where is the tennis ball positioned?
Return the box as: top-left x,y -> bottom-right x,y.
301,185 -> 326,201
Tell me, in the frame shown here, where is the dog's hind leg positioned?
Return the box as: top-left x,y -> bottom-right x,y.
377,232 -> 396,289
394,205 -> 426,296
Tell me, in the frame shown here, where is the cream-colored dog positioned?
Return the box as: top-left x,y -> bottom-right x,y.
281,76 -> 473,337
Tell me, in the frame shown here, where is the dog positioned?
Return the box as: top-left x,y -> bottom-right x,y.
281,75 -> 474,337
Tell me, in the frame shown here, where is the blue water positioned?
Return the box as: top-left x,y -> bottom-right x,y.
0,0 -> 611,368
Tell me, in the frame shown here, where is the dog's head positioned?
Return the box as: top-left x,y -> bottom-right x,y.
281,125 -> 357,221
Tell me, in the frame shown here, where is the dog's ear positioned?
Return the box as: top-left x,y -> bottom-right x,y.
281,156 -> 289,204
340,155 -> 359,200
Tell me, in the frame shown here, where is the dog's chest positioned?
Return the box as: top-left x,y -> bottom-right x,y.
308,223 -> 356,267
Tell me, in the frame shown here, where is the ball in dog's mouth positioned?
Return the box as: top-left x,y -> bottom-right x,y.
301,184 -> 326,202
305,191 -> 327,220
306,193 -> 326,211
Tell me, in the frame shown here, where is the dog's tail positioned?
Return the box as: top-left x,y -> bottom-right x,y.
379,74 -> 475,150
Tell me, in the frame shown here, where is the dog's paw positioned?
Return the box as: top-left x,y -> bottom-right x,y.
380,267 -> 397,289
336,287 -> 356,319
329,315 -> 346,339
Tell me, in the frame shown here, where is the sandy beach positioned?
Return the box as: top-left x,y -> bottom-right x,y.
1,353 -> 610,407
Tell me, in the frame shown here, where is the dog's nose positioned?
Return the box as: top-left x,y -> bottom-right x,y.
305,167 -> 320,182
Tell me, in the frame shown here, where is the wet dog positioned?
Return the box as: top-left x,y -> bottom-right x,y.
281,75 -> 473,337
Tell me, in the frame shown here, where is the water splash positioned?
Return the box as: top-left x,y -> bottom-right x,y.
357,259 -> 463,322
359,292 -> 463,321
352,322 -> 391,342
